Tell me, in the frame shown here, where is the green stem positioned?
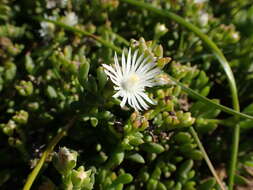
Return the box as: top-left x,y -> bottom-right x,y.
34,17 -> 122,54
189,127 -> 226,190
206,119 -> 235,127
228,124 -> 240,189
166,76 -> 253,120
195,118 -> 235,128
22,118 -> 76,190
118,0 -> 240,188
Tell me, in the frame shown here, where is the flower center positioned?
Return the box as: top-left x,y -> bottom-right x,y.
121,74 -> 140,92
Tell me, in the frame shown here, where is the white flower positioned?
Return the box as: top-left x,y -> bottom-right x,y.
232,32 -> 240,41
46,0 -> 68,9
199,11 -> 209,26
194,0 -> 207,3
46,0 -> 57,9
103,49 -> 161,111
39,15 -> 56,39
62,12 -> 78,26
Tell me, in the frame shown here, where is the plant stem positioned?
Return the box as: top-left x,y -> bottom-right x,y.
228,124 -> 240,189
166,76 -> 252,120
189,127 -> 226,190
118,0 -> 240,189
34,17 -> 122,54
22,118 -> 76,190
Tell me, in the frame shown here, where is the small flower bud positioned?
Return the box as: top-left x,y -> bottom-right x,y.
90,117 -> 98,127
157,57 -> 171,69
53,147 -> 78,176
12,110 -> 29,125
3,120 -> 16,136
154,45 -> 163,58
154,23 -> 168,39
71,166 -> 92,189
198,12 -> 209,26
15,80 -> 33,96
62,12 -> 78,26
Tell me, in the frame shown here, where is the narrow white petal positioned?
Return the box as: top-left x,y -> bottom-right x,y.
135,81 -> 153,89
140,68 -> 161,80
114,53 -> 122,78
132,96 -> 142,111
127,93 -> 134,108
102,64 -> 120,79
120,95 -> 127,108
135,56 -> 150,72
133,53 -> 144,72
122,50 -> 126,74
104,70 -> 120,86
131,50 -> 138,71
135,94 -> 149,110
114,86 -> 121,90
137,62 -> 156,74
113,91 -> 122,98
138,92 -> 155,105
126,48 -> 131,75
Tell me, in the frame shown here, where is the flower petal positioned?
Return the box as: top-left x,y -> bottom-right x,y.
113,91 -> 122,98
121,49 -> 126,74
126,48 -> 132,75
103,70 -> 120,86
135,93 -> 149,110
131,50 -> 138,71
132,96 -> 142,111
102,64 -> 119,79
138,92 -> 155,105
114,53 -> 122,78
120,95 -> 127,108
132,53 -> 144,72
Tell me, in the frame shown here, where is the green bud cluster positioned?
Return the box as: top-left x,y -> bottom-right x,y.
0,24 -> 26,38
53,147 -> 94,190
130,38 -> 171,69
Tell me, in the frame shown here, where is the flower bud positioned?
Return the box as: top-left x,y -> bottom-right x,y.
3,120 -> 16,136
154,45 -> 163,58
90,117 -> 98,127
157,57 -> 171,69
12,110 -> 29,125
198,12 -> 209,26
15,80 -> 33,96
71,166 -> 92,189
154,23 -> 168,39
53,147 -> 78,176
